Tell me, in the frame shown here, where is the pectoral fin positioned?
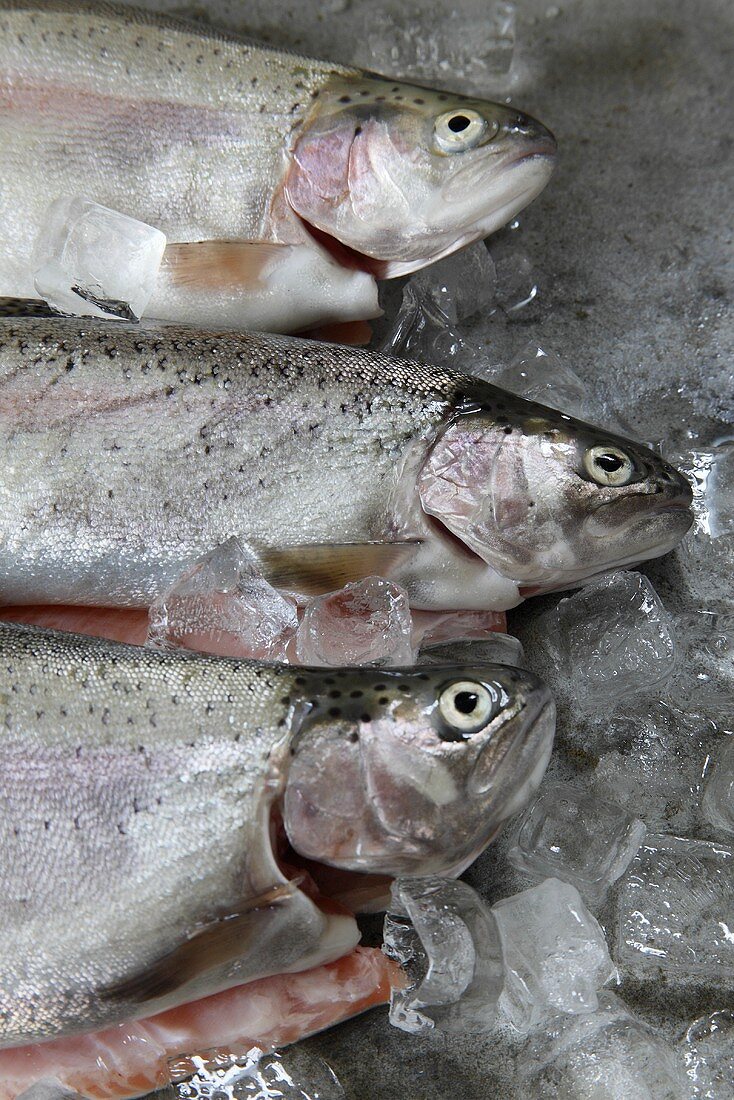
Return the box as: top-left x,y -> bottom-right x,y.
162,240 -> 292,290
100,880 -> 298,1005
260,541 -> 422,596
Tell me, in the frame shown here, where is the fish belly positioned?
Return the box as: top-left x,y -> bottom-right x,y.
0,948 -> 394,1100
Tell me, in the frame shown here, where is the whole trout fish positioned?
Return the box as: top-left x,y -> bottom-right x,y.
0,1 -> 556,333
0,318 -> 692,611
0,621 -> 553,1051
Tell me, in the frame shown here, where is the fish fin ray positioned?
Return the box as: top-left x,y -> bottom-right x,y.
99,880 -> 298,1005
162,240 -> 292,290
260,541 -> 422,595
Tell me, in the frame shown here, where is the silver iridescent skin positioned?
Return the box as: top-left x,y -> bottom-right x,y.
0,621 -> 553,1044
0,317 -> 692,612
0,1 -> 556,332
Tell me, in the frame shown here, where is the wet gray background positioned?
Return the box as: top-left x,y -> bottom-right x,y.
130,0 -> 733,1095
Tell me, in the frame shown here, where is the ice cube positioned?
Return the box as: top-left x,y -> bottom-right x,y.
506,784 -> 646,902
295,576 -> 415,667
679,440 -> 734,540
701,737 -> 734,836
517,991 -> 687,1099
148,537 -> 298,660
407,243 -> 497,326
673,609 -> 734,714
382,877 -> 504,1034
32,196 -> 166,322
166,1045 -> 344,1098
613,834 -> 734,985
352,4 -> 515,93
17,1083 -> 87,1100
492,878 -> 616,1034
592,702 -> 719,836
680,1010 -> 734,1099
537,572 -> 677,713
492,248 -> 539,314
419,631 -> 524,668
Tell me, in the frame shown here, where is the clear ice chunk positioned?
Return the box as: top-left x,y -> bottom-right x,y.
506,784 -> 646,902
17,1083 -> 88,1100
680,1010 -> 734,1099
419,630 -> 524,668
491,341 -> 632,433
407,243 -> 497,326
32,196 -> 166,322
517,991 -> 687,1100
537,572 -> 677,713
148,537 -> 298,660
295,576 -> 415,667
382,877 -> 504,1034
592,702 -> 719,836
673,609 -> 734,713
353,3 -> 515,92
492,248 -> 538,314
613,834 -> 734,984
380,244 -> 496,372
492,878 -> 616,1034
166,1045 -> 344,1098
702,737 -> 734,837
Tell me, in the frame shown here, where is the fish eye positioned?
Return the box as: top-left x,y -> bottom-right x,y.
437,680 -> 497,737
583,444 -> 636,487
434,109 -> 495,153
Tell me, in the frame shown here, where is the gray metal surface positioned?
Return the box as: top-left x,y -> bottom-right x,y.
121,0 -> 731,1095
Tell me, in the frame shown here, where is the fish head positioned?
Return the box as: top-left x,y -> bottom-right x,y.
285,74 -> 556,277
283,663 -> 554,876
417,386 -> 694,595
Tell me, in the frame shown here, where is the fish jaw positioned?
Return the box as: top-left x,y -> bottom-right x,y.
0,947 -> 395,1100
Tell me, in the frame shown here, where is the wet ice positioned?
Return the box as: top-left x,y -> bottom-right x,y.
506,783 -> 646,902
701,737 -> 734,837
492,878 -> 616,1034
165,1046 -> 344,1098
295,576 -> 415,667
382,877 -> 504,1034
613,834 -> 734,985
517,992 -> 687,1100
680,1010 -> 734,1099
352,3 -> 515,93
148,537 -> 298,660
536,572 -> 677,713
32,196 -> 166,322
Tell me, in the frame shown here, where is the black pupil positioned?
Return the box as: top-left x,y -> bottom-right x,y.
454,691 -> 479,714
595,452 -> 625,473
448,114 -> 471,133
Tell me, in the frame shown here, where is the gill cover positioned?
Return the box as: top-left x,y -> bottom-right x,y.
282,666 -> 555,877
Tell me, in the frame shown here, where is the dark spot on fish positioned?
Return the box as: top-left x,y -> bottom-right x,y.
398,684 -> 411,693
417,673 -> 430,681
329,690 -> 342,698
350,690 -> 363,698
348,732 -> 358,743
339,94 -> 351,102
414,97 -> 425,104
374,684 -> 386,692
529,501 -> 535,507
378,697 -> 389,706
354,126 -> 362,136
328,707 -> 341,718
280,696 -> 291,706
360,714 -> 371,723
504,426 -> 513,434
294,676 -> 306,686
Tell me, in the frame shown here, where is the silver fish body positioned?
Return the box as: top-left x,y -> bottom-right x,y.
0,317 -> 692,611
0,1 -> 556,332
0,620 -> 553,1044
